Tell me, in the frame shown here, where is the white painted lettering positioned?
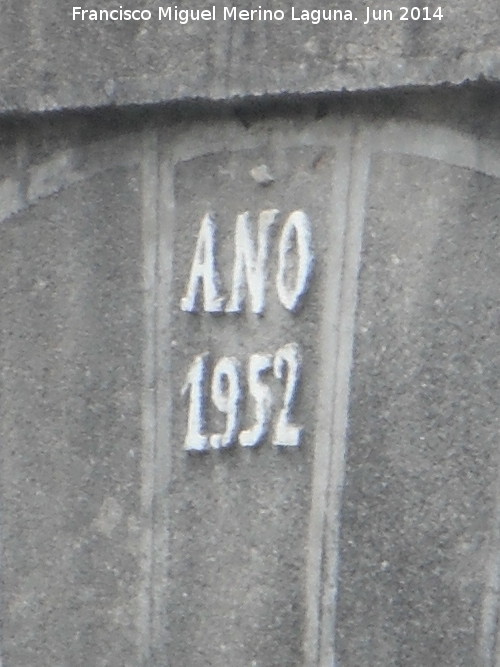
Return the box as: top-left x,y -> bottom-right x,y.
210,357 -> 241,449
180,213 -> 224,313
239,353 -> 273,447
276,210 -> 314,311
225,209 -> 279,315
182,346 -> 305,452
273,343 -> 302,447
182,353 -> 209,451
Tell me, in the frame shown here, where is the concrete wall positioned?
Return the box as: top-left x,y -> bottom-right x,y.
2,89 -> 500,665
1,1 -> 500,112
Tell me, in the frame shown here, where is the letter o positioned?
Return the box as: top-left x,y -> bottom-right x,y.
276,210 -> 314,311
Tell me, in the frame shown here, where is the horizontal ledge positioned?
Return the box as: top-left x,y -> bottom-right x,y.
2,49 -> 500,117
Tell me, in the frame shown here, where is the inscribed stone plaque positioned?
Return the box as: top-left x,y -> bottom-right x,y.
153,136 -> 343,666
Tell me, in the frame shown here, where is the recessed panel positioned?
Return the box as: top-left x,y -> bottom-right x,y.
159,141 -> 340,666
336,153 -> 500,666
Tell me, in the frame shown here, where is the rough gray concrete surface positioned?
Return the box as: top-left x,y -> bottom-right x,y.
0,119 -> 146,666
2,90 -> 500,665
162,143 -> 335,667
0,0 -> 499,112
336,151 -> 500,667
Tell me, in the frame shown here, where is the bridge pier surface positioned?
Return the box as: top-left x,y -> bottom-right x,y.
1,4 -> 500,665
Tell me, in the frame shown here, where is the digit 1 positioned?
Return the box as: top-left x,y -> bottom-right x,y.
273,343 -> 302,447
239,353 -> 273,447
210,357 -> 241,449
181,352 -> 209,451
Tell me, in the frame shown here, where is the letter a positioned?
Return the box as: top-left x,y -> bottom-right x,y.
225,209 -> 279,314
180,213 -> 224,312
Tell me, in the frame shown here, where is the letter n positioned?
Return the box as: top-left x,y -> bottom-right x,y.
225,209 -> 279,314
